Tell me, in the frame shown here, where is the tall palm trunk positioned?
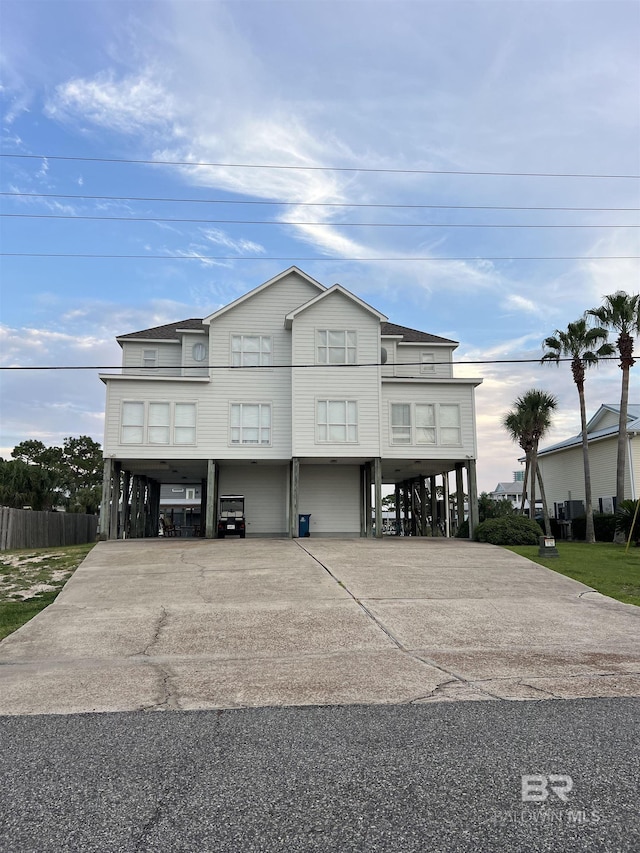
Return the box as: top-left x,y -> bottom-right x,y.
575,364 -> 596,544
536,464 -> 552,537
529,448 -> 537,524
520,457 -> 530,515
616,331 -> 633,505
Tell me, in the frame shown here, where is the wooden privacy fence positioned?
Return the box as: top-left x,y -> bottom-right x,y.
0,507 -> 98,550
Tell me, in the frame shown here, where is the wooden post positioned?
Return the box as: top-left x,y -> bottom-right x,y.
205,460 -> 217,539
419,477 -> 427,535
108,461 -> 121,540
395,483 -> 401,537
442,471 -> 450,538
365,462 -> 373,537
466,458 -> 479,539
289,457 -> 299,538
98,458 -> 112,540
455,463 -> 465,535
360,465 -> 367,537
122,470 -> 131,539
374,457 -> 382,539
430,476 -> 438,537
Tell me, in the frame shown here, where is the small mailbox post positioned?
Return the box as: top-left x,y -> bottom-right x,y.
538,535 -> 559,557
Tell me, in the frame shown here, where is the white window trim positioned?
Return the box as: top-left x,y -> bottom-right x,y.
230,334 -> 273,368
315,329 -> 357,365
229,402 -> 272,446
192,342 -> 207,363
119,401 -> 197,446
142,349 -> 158,371
316,399 -> 359,444
420,352 -> 436,374
121,401 -> 145,444
388,402 -> 462,447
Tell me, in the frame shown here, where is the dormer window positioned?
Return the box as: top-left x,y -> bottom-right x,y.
192,342 -> 207,363
142,349 -> 157,370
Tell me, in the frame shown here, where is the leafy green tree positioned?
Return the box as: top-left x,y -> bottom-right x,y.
0,458 -> 61,511
587,291 -> 639,511
478,492 -> 515,522
503,389 -> 557,536
542,318 -> 614,543
61,436 -> 103,513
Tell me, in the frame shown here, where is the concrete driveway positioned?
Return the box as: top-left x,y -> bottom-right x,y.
0,538 -> 638,715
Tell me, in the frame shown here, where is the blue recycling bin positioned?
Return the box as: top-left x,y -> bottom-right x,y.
298,513 -> 311,537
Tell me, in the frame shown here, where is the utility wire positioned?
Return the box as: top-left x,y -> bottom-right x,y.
3,152 -> 639,179
3,213 -> 638,228
3,191 -> 638,212
0,357 -> 621,371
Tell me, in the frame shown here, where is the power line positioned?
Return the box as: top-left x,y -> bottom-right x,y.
3,252 -> 638,261
3,213 -> 638,228
3,191 -> 638,213
3,152 -> 639,179
0,357 -> 621,371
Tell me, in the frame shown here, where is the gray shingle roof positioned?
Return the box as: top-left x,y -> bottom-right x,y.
381,322 -> 457,344
117,319 -> 206,341
117,318 -> 455,344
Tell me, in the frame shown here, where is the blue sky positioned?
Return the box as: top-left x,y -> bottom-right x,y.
1,0 -> 639,492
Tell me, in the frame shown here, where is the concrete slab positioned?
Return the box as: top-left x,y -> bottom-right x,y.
0,538 -> 638,715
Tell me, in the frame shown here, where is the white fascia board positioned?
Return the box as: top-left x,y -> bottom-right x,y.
116,337 -> 180,345
203,266 -> 326,324
175,329 -> 206,335
284,284 -> 388,328
396,341 -> 457,348
99,374 -> 210,384
382,376 -> 483,387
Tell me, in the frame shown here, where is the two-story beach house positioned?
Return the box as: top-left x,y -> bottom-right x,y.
98,267 -> 482,539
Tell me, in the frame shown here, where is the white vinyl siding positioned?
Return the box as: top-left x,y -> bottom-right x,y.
298,464 -> 360,535
121,402 -> 144,443
316,330 -> 357,364
317,400 -> 358,443
231,335 -> 273,367
230,403 -> 271,445
122,341 -> 182,376
391,344 -> 455,379
148,402 -> 170,444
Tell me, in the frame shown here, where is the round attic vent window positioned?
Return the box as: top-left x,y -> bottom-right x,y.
192,343 -> 207,362
380,347 -> 388,364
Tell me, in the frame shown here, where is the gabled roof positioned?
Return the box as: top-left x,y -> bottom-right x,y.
117,319 -> 206,342
203,266 -> 325,324
537,403 -> 640,457
284,284 -> 388,328
492,481 -> 524,495
381,322 -> 457,345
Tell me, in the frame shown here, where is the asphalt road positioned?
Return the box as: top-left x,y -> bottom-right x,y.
1,698 -> 638,853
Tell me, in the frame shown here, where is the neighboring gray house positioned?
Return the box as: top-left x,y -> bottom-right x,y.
490,473 -> 542,515
536,403 -> 640,518
99,267 -> 482,539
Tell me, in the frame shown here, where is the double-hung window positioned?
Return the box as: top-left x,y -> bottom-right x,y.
230,403 -> 271,445
174,403 -> 196,444
231,335 -> 272,367
415,404 -> 436,444
390,404 -> 411,445
317,400 -> 358,443
142,349 -> 158,370
148,402 -> 170,444
440,404 -> 461,445
121,402 -> 144,443
316,330 -> 356,364
420,352 -> 435,374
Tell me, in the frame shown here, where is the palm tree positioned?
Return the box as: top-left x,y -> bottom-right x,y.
542,318 -> 614,543
503,389 -> 558,535
587,292 -> 640,509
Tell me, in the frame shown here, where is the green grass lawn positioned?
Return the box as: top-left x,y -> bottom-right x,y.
0,543 -> 94,641
505,542 -> 640,607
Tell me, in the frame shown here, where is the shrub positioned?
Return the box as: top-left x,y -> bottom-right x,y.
474,515 -> 542,546
615,500 -> 640,546
571,513 -> 617,542
456,519 -> 469,539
